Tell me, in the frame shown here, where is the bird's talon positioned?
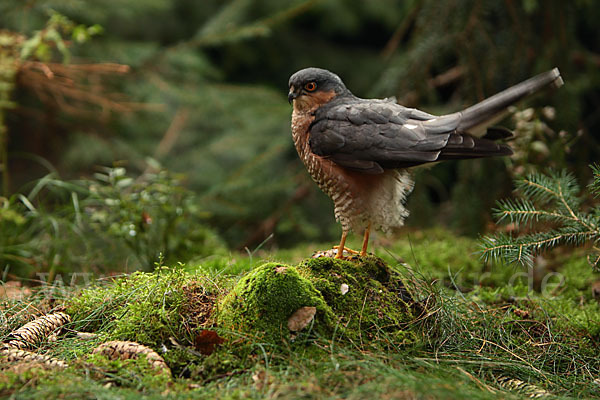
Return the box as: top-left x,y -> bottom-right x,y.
333,246 -> 359,260
333,246 -> 359,255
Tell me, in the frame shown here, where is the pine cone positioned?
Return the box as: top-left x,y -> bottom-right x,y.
5,312 -> 71,349
496,375 -> 550,398
0,347 -> 68,368
92,340 -> 170,375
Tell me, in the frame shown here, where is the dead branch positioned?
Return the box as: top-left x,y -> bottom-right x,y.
16,61 -> 162,120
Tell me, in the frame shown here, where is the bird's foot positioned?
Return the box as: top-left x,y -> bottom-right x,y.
333,245 -> 360,259
311,246 -> 360,260
333,246 -> 359,254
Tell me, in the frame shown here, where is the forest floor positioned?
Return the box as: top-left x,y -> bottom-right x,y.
1,228 -> 600,399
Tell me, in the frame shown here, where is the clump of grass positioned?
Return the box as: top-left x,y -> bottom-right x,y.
62,265 -> 227,377
67,266 -> 224,345
418,253 -> 600,398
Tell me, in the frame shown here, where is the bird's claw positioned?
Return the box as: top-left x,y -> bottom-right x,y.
333,246 -> 359,254
333,246 -> 360,259
311,247 -> 361,260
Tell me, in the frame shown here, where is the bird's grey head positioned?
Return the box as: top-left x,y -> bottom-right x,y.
288,67 -> 350,106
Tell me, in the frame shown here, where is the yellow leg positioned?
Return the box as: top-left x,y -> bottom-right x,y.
360,223 -> 371,257
335,231 -> 348,259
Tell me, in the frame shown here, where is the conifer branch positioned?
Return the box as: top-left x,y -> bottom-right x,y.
481,167 -> 600,268
494,199 -> 576,225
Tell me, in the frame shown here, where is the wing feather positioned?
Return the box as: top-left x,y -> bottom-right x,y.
309,99 -> 511,172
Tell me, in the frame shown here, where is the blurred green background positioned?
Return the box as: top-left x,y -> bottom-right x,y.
1,0 -> 599,275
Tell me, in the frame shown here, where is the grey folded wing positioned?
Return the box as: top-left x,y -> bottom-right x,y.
309,99 -> 511,174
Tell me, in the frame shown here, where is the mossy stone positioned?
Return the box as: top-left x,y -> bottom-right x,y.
216,263 -> 334,341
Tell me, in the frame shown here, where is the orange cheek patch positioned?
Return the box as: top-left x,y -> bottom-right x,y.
293,90 -> 337,113
312,90 -> 337,104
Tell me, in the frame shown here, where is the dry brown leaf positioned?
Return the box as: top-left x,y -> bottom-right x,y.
193,330 -> 225,355
287,306 -> 316,332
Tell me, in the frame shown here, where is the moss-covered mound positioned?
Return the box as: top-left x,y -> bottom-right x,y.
60,256 -> 417,381
217,262 -> 335,341
217,256 -> 416,344
298,255 -> 416,343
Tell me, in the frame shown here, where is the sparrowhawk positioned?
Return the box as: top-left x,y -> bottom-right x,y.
288,67 -> 563,259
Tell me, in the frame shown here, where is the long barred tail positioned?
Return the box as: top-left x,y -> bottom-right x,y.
458,68 -> 563,136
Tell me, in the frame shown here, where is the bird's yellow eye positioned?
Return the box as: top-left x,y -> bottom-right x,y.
304,82 -> 317,92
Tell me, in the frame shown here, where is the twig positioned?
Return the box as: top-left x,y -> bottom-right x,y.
473,336 -> 546,378
398,66 -> 465,105
381,0 -> 423,59
16,61 -> 159,119
154,108 -> 190,158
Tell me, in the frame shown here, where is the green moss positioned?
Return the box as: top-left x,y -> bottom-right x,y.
68,268 -> 187,346
65,267 -> 222,377
0,365 -> 54,396
539,255 -> 600,338
467,251 -> 600,350
382,228 -> 484,276
297,256 -> 416,344
84,353 -> 172,388
184,349 -> 248,380
217,262 -> 334,341
559,255 -> 598,297
217,257 -> 416,346
8,231 -> 600,398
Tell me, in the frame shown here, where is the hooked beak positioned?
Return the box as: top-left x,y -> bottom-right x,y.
288,87 -> 299,104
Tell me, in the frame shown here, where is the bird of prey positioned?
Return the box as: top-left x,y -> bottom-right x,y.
288,67 -> 563,259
